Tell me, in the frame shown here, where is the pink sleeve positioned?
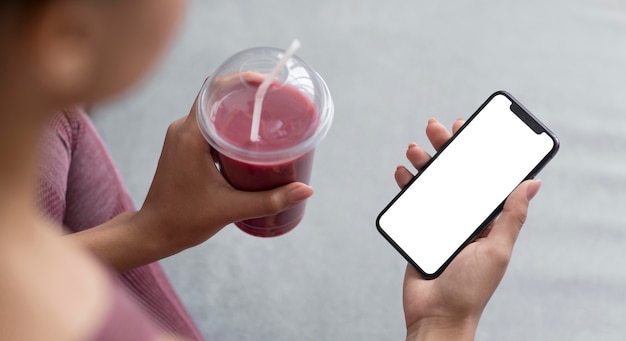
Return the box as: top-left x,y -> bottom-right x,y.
36,111 -> 73,229
36,108 -> 204,340
91,281 -> 168,341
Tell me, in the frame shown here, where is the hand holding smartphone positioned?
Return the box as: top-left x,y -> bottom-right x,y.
376,91 -> 559,279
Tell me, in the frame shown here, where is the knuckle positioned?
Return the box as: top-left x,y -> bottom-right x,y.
166,119 -> 181,134
511,209 -> 528,227
166,117 -> 188,137
503,201 -> 529,227
484,243 -> 512,267
265,194 -> 284,215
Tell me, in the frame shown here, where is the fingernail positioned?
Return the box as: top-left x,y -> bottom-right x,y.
428,118 -> 437,124
407,142 -> 418,151
526,179 -> 542,201
288,185 -> 314,204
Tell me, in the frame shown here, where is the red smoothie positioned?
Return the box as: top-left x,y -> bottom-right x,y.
211,80 -> 319,237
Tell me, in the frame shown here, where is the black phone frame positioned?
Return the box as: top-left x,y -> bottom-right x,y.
376,90 -> 560,280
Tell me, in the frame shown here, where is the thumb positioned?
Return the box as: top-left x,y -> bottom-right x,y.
488,179 -> 542,248
227,182 -> 314,221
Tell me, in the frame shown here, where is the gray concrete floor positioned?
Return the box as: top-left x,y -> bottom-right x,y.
93,0 -> 626,340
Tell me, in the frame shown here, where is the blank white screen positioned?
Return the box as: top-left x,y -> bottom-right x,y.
378,94 -> 555,275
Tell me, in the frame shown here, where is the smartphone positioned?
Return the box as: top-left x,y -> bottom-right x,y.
376,91 -> 559,279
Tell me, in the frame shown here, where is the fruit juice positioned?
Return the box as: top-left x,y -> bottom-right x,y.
211,80 -> 318,237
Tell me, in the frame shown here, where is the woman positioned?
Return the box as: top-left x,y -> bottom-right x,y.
0,0 -> 540,339
0,0 -> 309,339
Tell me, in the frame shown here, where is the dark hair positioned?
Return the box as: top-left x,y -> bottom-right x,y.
1,1 -> 51,22
0,1 -> 50,67
1,1 -> 49,11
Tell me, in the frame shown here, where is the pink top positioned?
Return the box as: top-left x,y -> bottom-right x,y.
92,281 -> 164,341
35,108 -> 203,340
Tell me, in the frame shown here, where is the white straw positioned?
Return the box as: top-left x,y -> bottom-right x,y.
250,39 -> 301,142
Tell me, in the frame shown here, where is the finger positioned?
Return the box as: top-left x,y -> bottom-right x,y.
404,263 -> 422,283
452,118 -> 465,134
227,182 -> 314,221
178,94 -> 225,166
185,80 -> 205,122
487,180 -> 542,248
426,118 -> 453,151
476,224 -> 493,239
406,143 -> 432,171
213,71 -> 266,98
395,165 -> 414,188
240,71 -> 266,84
210,148 -> 221,164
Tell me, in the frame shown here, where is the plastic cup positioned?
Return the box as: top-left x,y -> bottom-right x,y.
196,46 -> 334,237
